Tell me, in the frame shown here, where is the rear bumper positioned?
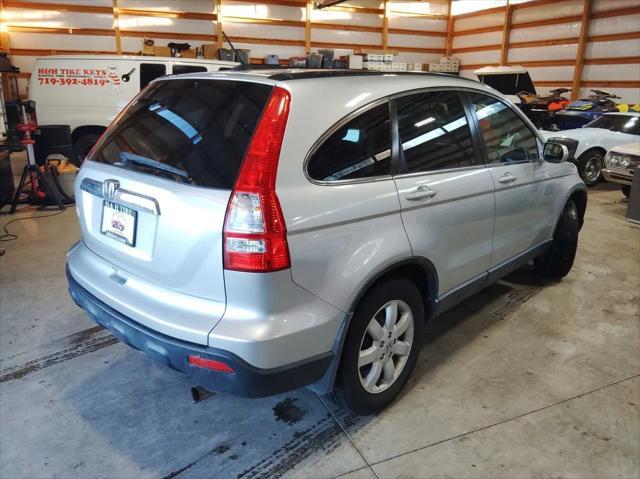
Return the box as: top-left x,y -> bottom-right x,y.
67,266 -> 333,397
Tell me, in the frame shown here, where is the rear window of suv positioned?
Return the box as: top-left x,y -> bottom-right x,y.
90,79 -> 273,189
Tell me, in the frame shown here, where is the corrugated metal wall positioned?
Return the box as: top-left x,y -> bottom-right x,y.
453,0 -> 640,103
0,0 -> 450,97
1,0 -> 638,102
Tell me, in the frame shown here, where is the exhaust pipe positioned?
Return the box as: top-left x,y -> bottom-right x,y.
191,386 -> 215,403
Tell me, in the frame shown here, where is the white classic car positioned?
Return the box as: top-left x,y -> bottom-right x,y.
540,112 -> 640,186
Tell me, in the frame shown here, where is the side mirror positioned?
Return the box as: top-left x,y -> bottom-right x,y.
544,142 -> 569,163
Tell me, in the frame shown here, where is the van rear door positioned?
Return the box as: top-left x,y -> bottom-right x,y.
75,78 -> 274,307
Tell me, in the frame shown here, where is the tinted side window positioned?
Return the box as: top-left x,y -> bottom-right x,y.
396,91 -> 477,173
469,93 -> 539,164
140,63 -> 166,89
172,65 -> 207,75
307,102 -> 391,182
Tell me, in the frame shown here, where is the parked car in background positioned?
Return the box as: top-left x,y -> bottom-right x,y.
540,112 -> 640,186
29,55 -> 237,163
603,143 -> 640,197
67,70 -> 587,414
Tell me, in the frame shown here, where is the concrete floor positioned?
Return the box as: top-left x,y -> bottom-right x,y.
0,177 -> 638,478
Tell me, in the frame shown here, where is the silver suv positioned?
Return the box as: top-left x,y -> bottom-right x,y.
67,70 -> 587,414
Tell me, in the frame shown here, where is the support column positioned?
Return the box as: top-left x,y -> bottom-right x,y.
305,0 -> 312,53
382,0 -> 388,51
572,0 -> 592,100
445,0 -> 454,57
112,0 -> 122,54
499,1 -> 513,65
216,0 -> 223,50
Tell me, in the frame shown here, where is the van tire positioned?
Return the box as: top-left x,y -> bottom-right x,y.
332,277 -> 424,415
73,133 -> 101,165
534,199 -> 579,279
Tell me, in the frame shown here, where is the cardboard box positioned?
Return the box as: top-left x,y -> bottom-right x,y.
364,53 -> 383,62
180,48 -> 196,58
202,43 -> 217,59
383,54 -> 394,62
348,54 -> 363,69
153,46 -> 171,57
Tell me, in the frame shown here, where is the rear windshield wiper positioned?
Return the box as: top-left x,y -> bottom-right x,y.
117,151 -> 192,184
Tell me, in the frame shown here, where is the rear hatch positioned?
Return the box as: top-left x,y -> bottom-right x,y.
76,77 -> 274,308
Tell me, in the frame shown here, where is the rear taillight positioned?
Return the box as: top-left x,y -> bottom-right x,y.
223,87 -> 291,273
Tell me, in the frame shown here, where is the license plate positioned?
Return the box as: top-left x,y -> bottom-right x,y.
100,200 -> 137,247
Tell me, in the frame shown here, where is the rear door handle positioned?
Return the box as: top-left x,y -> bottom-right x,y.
497,173 -> 517,184
405,185 -> 437,201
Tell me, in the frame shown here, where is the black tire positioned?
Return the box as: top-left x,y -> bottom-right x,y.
621,185 -> 631,198
73,132 -> 102,166
534,199 -> 579,279
576,150 -> 604,187
333,277 -> 425,415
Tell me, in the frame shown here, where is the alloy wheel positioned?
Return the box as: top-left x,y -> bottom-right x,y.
357,299 -> 414,394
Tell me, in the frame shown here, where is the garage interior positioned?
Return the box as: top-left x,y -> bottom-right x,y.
0,1 -> 639,478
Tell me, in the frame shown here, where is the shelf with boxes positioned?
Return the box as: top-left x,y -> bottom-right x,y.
428,57 -> 460,73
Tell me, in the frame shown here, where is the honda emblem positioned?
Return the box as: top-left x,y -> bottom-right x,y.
103,179 -> 120,200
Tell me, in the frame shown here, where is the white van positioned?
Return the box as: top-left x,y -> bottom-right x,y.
29,55 -> 238,162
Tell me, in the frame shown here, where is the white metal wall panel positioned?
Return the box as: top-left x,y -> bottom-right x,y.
583,64 -> 640,81
311,10 -> 380,27
589,14 -> 640,36
17,0 -> 111,5
510,22 -> 582,43
593,0 -> 639,13
222,2 -> 304,22
118,16 -> 212,34
222,22 -> 303,41
9,32 -> 116,51
454,11 -> 504,31
453,31 -> 502,48
394,52 -> 440,64
508,44 -> 579,62
511,0 -> 583,23
389,1 -> 448,16
456,50 -> 501,65
387,33 -> 444,49
586,39 -> 640,58
388,15 -> 447,32
526,66 -> 574,81
311,29 -> 380,46
3,8 -> 114,29
118,0 -> 215,13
